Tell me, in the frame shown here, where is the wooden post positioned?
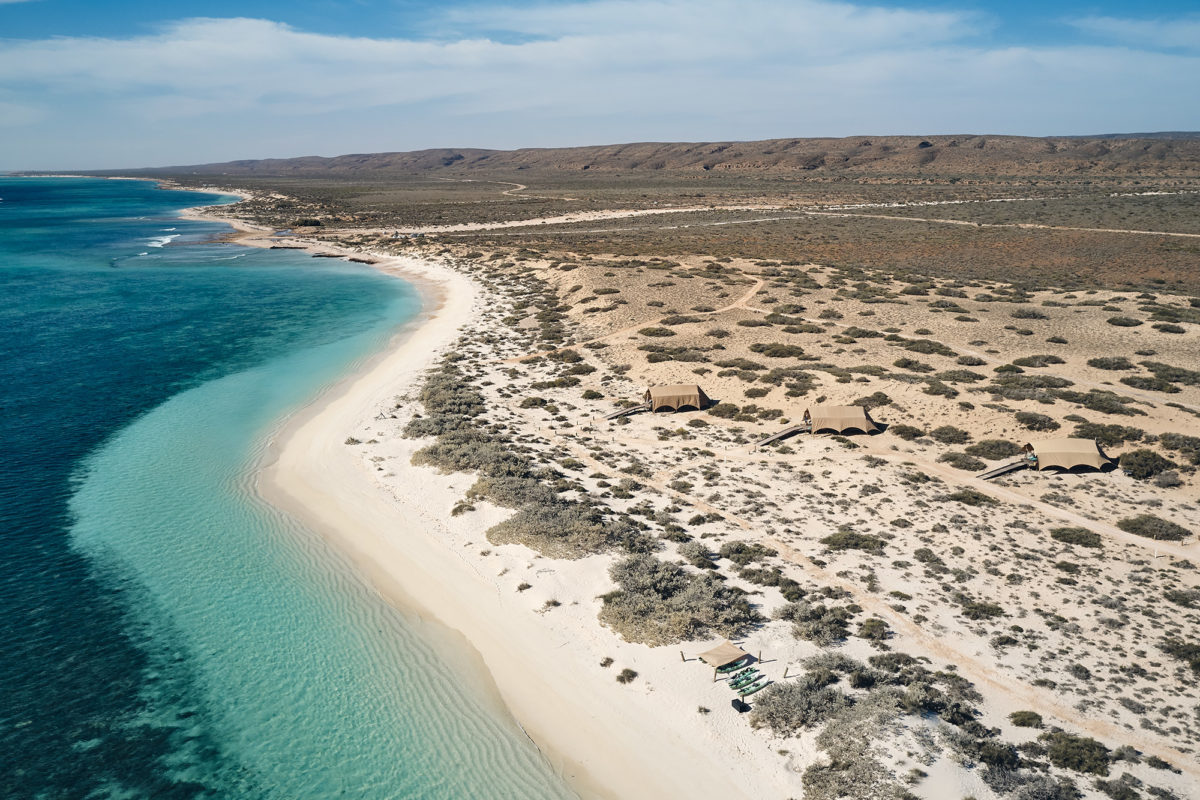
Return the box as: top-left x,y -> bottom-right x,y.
783,666 -> 789,679
713,668 -> 717,683
680,651 -> 685,662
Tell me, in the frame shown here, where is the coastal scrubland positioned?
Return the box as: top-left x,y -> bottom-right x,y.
167,137 -> 1200,799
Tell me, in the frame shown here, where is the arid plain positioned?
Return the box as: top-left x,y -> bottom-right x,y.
154,135 -> 1200,800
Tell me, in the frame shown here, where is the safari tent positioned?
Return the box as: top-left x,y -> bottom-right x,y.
645,384 -> 710,412
697,640 -> 751,681
804,405 -> 880,435
1023,438 -> 1109,471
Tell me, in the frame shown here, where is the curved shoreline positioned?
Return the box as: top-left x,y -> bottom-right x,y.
177,189 -> 769,796
251,252 -> 755,800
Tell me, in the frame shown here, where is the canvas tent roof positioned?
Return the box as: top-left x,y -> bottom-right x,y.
1025,438 -> 1108,471
805,405 -> 880,434
697,640 -> 749,668
645,384 -> 710,412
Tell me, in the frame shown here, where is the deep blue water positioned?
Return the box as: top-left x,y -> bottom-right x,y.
0,178 -> 572,799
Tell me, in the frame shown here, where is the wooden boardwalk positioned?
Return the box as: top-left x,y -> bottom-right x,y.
603,402 -> 651,420
752,424 -> 807,449
975,459 -> 1028,481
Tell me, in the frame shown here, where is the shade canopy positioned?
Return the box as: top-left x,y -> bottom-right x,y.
646,384 -> 710,412
697,640 -> 749,668
1025,438 -> 1108,471
805,405 -> 880,434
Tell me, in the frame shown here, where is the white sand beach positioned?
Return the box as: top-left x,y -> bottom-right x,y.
252,251 -> 798,799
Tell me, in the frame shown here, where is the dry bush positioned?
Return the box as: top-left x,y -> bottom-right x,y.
598,555 -> 763,645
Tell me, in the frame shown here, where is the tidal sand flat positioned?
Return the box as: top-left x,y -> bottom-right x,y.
0,177 -> 574,799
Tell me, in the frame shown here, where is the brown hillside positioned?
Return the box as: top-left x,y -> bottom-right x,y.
122,134 -> 1200,178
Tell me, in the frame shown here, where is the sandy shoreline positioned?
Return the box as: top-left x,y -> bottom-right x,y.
179,197 -> 783,799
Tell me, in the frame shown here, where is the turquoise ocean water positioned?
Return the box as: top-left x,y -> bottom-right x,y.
0,177 -> 574,798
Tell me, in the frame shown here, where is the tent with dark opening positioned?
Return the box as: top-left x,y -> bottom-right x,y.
646,384 -> 710,412
1023,438 -> 1109,471
804,405 -> 880,435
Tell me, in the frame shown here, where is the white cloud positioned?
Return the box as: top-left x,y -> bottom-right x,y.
0,2 -> 1197,169
1071,15 -> 1200,51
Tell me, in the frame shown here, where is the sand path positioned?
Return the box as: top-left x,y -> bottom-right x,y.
804,210 -> 1200,239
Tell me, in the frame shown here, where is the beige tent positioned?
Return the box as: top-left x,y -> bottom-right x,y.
697,640 -> 751,680
1024,438 -> 1109,471
645,384 -> 710,412
698,640 -> 749,668
804,405 -> 880,435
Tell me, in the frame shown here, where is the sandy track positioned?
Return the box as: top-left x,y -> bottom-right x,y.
805,210 -> 1200,239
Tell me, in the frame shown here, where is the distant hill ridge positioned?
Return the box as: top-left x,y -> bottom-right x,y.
117,134 -> 1200,177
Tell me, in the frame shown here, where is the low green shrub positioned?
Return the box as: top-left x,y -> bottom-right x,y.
678,541 -> 717,570
1053,389 -> 1145,417
1119,449 -> 1177,480
707,403 -> 739,418
1012,354 -> 1066,368
1120,375 -> 1180,393
1159,638 -> 1200,674
965,440 -> 1022,460
941,488 -> 997,506
936,369 -> 986,383
821,531 -> 885,553
1015,411 -> 1060,432
748,676 -> 852,736
1160,432 -> 1200,465
1106,316 -> 1143,327
1009,710 -> 1043,728
1141,360 -> 1200,386
890,424 -> 926,441
1087,357 -> 1134,370
1050,527 -> 1102,548
903,339 -> 958,357
938,452 -> 987,471
598,555 -> 763,645
1116,514 -> 1190,541
1041,731 -> 1111,775
893,357 -> 933,373
930,425 -> 971,444
779,601 -> 856,645
1073,422 -> 1144,447
719,540 -> 777,565
750,343 -> 807,358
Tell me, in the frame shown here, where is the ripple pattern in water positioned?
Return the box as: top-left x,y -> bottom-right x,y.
0,177 -> 576,799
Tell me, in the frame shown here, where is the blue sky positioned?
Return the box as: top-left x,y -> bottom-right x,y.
1,0 -> 1197,170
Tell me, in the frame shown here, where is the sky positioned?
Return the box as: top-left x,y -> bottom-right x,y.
1,0 -> 1198,170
